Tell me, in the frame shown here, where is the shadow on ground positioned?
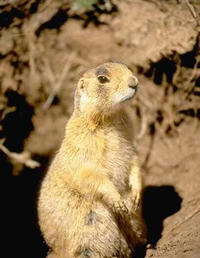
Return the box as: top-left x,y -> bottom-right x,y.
143,185 -> 182,248
133,185 -> 182,258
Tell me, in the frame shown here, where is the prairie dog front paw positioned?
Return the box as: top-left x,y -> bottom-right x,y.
132,188 -> 141,211
112,200 -> 129,215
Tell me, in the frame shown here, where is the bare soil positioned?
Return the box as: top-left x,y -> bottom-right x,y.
0,0 -> 200,257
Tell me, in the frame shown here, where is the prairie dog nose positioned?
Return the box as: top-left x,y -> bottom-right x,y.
128,76 -> 138,89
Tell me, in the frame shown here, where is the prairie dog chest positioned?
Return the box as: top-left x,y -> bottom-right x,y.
104,128 -> 134,191
64,118 -> 134,192
76,126 -> 134,171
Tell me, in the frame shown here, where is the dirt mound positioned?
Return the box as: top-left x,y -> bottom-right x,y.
0,0 -> 200,257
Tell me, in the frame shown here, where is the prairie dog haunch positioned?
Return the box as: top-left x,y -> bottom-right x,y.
38,62 -> 146,258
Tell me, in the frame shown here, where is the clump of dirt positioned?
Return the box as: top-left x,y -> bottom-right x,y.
0,0 -> 200,257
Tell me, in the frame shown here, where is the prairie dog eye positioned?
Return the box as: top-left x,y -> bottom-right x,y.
97,75 -> 109,84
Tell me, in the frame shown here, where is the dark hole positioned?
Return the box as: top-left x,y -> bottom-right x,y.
145,57 -> 176,85
179,35 -> 199,69
149,123 -> 155,135
36,9 -> 68,36
195,77 -> 200,87
180,50 -> 196,68
137,65 -> 144,74
0,11 -> 14,28
174,118 -> 184,127
165,125 -> 172,135
2,90 -> 34,152
172,85 -> 178,93
3,154 -> 49,257
29,1 -> 40,14
0,8 -> 25,28
52,95 -> 60,106
197,109 -> 200,119
179,108 -> 195,118
83,11 -> 107,28
194,91 -> 200,96
11,60 -> 19,68
136,106 -> 141,118
0,53 -> 6,59
156,110 -> 163,124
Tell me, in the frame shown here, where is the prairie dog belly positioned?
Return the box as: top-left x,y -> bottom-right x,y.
38,174 -> 131,257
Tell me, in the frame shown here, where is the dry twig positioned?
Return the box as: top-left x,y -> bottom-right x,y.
183,0 -> 200,26
0,139 -> 40,169
43,51 -> 77,109
167,208 -> 200,235
137,107 -> 148,140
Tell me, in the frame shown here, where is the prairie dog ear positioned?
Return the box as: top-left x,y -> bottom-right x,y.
78,78 -> 85,90
74,78 -> 84,110
75,78 -> 90,112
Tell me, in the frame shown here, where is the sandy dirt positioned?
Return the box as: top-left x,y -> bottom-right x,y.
0,0 -> 200,257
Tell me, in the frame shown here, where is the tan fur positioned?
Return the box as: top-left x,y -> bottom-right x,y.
38,62 -> 146,258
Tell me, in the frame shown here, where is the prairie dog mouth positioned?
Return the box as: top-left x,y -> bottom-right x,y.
117,89 -> 136,103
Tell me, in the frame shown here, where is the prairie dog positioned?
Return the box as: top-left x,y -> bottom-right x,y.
38,62 -> 146,258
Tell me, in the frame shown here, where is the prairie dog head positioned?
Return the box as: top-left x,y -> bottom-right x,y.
74,62 -> 138,114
